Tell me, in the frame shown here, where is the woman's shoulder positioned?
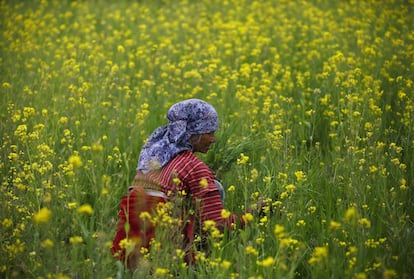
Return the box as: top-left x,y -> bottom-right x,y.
171,150 -> 202,164
165,150 -> 208,172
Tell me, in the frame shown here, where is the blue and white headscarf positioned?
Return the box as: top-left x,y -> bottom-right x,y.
137,99 -> 218,173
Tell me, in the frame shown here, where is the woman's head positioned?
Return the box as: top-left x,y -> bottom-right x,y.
165,99 -> 218,145
138,99 -> 218,172
167,99 -> 218,134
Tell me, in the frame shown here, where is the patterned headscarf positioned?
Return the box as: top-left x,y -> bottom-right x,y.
137,99 -> 218,173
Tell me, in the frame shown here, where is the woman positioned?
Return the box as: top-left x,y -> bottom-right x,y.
112,99 -> 240,268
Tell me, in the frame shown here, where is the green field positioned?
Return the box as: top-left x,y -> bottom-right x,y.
1,0 -> 413,278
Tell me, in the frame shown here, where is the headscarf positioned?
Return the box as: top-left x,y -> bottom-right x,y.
137,99 -> 218,173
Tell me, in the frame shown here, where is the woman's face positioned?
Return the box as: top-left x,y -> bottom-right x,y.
189,132 -> 216,153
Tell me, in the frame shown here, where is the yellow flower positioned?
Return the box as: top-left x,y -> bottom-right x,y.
33,207 -> 52,223
277,172 -> 288,180
2,82 -> 11,88
274,224 -> 285,239
279,237 -> 300,249
294,170 -> 306,182
211,227 -> 223,239
69,236 -> 83,244
296,219 -> 306,227
68,155 -> 83,168
259,216 -> 268,225
199,177 -> 208,188
67,202 -> 77,209
59,116 -> 68,124
117,45 -> 125,53
140,247 -> 149,255
329,220 -> 341,230
273,201 -> 282,207
55,273 -> 71,279
308,246 -> 328,265
23,107 -> 35,118
77,204 -> 94,215
2,218 -> 13,228
369,165 -> 378,173
91,143 -> 103,151
40,239 -> 54,248
250,168 -> 258,181
237,153 -> 249,165
383,269 -> 397,279
221,260 -> 231,269
119,237 -> 138,251
344,207 -> 358,223
195,251 -> 207,262
172,177 -> 181,185
14,124 -> 28,139
175,249 -> 185,258
255,237 -> 264,244
256,256 -> 274,267
262,176 -> 272,183
245,245 -> 259,256
203,220 -> 216,231
242,213 -> 254,223
228,185 -> 236,192
355,273 -> 367,279
400,178 -> 407,191
221,209 -> 231,219
285,184 -> 296,193
346,246 -> 358,256
154,268 -> 169,275
280,191 -> 288,199
358,218 -> 371,228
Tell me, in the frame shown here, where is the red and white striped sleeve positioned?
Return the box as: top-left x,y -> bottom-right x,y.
184,157 -> 242,229
162,151 -> 241,229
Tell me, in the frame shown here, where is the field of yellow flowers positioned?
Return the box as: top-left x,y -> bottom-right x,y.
1,0 -> 413,278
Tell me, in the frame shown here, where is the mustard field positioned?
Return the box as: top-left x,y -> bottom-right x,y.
1,0 -> 413,278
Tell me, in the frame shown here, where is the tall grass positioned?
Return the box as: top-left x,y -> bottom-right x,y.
1,0 -> 413,278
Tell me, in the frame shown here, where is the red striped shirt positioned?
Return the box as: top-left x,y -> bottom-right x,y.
135,150 -> 237,228
133,150 -> 241,264
160,150 -> 226,225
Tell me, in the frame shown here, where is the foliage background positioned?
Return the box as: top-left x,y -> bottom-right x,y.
1,0 -> 413,278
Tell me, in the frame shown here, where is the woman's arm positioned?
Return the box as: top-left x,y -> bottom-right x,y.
185,162 -> 240,229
